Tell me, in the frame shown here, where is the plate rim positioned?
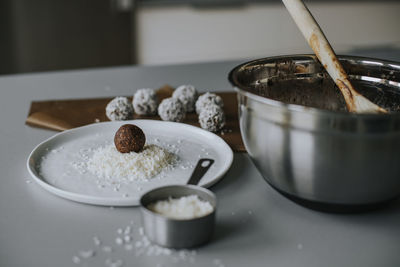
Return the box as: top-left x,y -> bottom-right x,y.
27,120 -> 234,206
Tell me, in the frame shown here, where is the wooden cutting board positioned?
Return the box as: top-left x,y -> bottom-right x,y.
26,85 -> 245,152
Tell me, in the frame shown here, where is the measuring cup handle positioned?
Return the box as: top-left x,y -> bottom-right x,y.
187,158 -> 215,185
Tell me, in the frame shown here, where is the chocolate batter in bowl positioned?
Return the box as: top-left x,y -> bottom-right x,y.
229,55 -> 400,212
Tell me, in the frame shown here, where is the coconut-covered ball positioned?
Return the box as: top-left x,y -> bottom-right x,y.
195,92 -> 224,114
106,97 -> 134,121
158,97 -> 186,122
198,104 -> 226,132
114,124 -> 146,153
133,88 -> 158,115
172,84 -> 198,112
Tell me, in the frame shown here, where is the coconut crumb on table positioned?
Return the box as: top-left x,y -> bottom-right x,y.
102,246 -> 113,253
115,237 -> 123,245
72,219 -> 226,266
106,258 -> 124,267
93,236 -> 101,246
213,258 -> 226,267
79,250 -> 95,258
72,256 -> 81,264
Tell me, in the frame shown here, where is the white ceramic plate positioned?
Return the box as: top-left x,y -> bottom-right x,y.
27,120 -> 233,206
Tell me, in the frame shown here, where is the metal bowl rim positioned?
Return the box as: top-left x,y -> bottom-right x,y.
228,54 -> 400,118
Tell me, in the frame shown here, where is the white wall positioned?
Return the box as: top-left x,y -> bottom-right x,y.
136,2 -> 400,65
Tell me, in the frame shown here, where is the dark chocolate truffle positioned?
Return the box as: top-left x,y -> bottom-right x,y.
114,124 -> 146,153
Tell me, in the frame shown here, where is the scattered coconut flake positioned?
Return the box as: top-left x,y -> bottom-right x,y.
213,258 -> 225,267
106,258 -> 124,267
124,244 -> 133,250
102,246 -> 113,253
72,220 -> 203,266
93,236 -> 101,246
79,250 -> 95,258
124,226 -> 131,235
72,256 -> 81,264
115,237 -> 123,245
124,235 -> 131,243
138,227 -> 144,236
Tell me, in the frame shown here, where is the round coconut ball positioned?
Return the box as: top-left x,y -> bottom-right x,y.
158,97 -> 186,122
106,97 -> 134,121
198,104 -> 226,132
172,84 -> 198,112
133,88 -> 158,115
195,92 -> 224,114
114,124 -> 146,153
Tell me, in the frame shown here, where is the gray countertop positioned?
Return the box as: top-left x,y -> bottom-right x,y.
1,57 -> 400,267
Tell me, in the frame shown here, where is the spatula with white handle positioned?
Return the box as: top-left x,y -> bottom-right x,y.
282,0 -> 387,113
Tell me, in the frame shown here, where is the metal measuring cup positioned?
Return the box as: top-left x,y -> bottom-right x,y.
139,158 -> 216,248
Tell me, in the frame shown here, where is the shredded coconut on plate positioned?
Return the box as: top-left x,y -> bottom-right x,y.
87,144 -> 177,182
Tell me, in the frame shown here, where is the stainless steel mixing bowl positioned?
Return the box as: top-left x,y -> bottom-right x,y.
229,55 -> 400,212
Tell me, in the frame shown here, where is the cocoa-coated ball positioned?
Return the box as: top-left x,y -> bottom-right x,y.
114,124 -> 146,153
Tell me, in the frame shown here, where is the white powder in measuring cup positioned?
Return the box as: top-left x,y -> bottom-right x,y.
87,144 -> 177,182
147,195 -> 213,219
